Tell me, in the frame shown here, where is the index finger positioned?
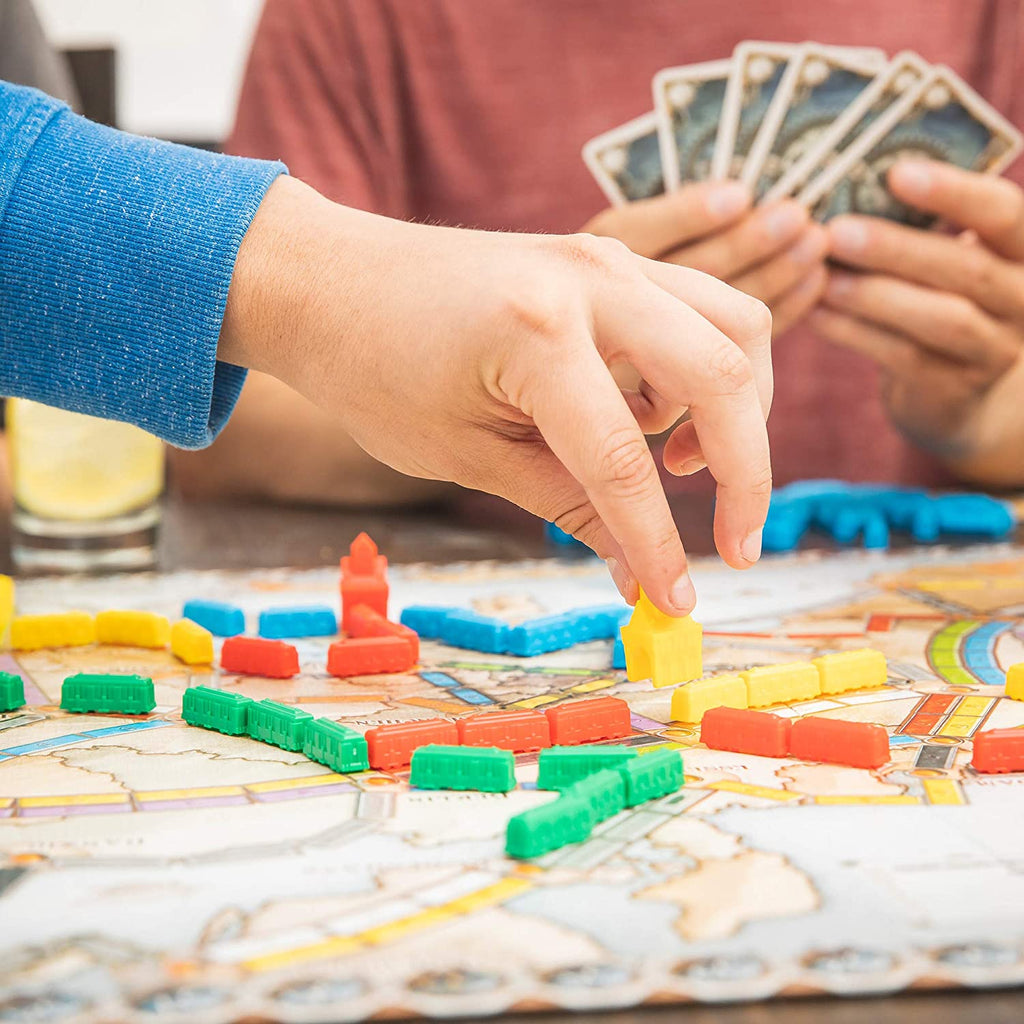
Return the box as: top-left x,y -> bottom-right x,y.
888,160 -> 1024,261
595,275 -> 772,571
527,344 -> 697,617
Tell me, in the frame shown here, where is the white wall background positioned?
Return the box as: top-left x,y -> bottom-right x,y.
35,0 -> 263,141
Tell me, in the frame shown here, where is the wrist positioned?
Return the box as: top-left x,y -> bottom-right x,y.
218,175 -> 355,389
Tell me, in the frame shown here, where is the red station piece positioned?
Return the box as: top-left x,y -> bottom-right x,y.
220,636 -> 299,679
347,604 -> 419,662
788,717 -> 889,769
457,710 -> 552,752
327,636 -> 414,678
365,718 -> 459,770
972,728 -> 1024,774
545,696 -> 632,746
700,707 -> 791,758
340,533 -> 389,632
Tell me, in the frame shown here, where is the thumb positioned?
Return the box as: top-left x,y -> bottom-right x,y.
584,180 -> 751,258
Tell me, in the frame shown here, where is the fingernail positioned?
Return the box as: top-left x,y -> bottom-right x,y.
678,458 -> 707,476
669,573 -> 697,614
826,272 -> 855,301
829,217 -> 869,256
705,181 -> 751,220
891,160 -> 932,199
606,558 -> 637,604
740,528 -> 763,564
763,202 -> 807,240
789,227 -> 828,264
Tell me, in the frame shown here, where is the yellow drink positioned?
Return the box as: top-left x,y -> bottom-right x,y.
7,399 -> 164,571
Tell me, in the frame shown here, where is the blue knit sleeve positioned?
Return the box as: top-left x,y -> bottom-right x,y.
0,82 -> 287,449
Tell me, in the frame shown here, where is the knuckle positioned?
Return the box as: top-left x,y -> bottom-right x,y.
706,341 -> 756,395
595,431 -> 656,493
560,232 -> 633,274
962,247 -> 998,296
552,503 -> 603,550
983,178 -> 1024,236
943,296 -> 981,347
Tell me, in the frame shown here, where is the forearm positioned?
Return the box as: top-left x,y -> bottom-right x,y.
0,82 -> 284,447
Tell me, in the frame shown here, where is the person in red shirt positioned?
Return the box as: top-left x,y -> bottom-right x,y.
173,0 -> 1024,503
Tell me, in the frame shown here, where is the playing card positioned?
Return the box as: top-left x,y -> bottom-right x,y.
742,44 -> 887,199
766,51 -> 930,203
802,64 -> 1023,224
652,59 -> 732,189
581,111 -> 665,205
711,42 -> 797,181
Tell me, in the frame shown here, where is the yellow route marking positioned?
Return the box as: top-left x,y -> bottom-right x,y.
19,793 -> 129,808
706,780 -> 801,801
570,677 -> 616,694
243,877 -> 532,973
815,794 -> 920,805
135,785 -> 245,802
247,773 -> 348,794
922,779 -> 965,806
512,694 -> 563,709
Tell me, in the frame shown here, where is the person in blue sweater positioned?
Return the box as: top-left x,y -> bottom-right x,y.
0,80 -> 773,616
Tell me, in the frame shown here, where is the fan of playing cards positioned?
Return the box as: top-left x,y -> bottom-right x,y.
583,42 -> 1023,225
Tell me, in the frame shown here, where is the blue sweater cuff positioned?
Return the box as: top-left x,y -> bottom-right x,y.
0,84 -> 287,448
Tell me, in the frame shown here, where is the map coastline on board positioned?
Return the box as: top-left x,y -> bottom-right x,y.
2,545 -> 1024,1022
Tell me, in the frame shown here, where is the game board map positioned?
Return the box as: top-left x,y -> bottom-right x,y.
2,543 -> 1024,1023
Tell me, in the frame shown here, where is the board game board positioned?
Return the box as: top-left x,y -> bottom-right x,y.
3,543 -> 1024,1022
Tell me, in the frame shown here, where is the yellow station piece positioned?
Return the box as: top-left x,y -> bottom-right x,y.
96,609 -> 171,649
742,661 -> 820,707
1005,662 -> 1024,702
0,575 -> 13,641
170,619 -> 214,666
10,611 -> 95,651
620,588 -> 702,688
813,648 -> 888,695
671,673 -> 748,723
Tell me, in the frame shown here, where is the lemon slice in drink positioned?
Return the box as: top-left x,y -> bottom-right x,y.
8,399 -> 164,520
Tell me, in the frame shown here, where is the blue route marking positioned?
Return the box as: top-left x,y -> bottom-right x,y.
449,687 -> 493,705
962,621 -> 1012,686
0,719 -> 170,761
420,671 -> 459,689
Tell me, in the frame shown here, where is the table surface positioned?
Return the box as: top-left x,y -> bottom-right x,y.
2,491 -> 1022,1020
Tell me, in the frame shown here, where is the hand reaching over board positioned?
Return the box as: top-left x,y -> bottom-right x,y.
813,160 -> 1024,488
583,181 -> 829,338
219,177 -> 774,615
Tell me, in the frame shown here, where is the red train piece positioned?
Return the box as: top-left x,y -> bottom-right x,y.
972,728 -> 1024,774
220,636 -> 299,679
365,718 -> 458,770
789,717 -> 889,769
545,696 -> 632,746
347,604 -> 419,662
457,710 -> 551,752
327,636 -> 415,677
700,707 -> 790,758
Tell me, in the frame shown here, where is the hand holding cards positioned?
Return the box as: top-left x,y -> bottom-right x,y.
583,42 -> 1021,223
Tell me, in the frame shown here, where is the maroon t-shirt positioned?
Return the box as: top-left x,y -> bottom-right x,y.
228,0 -> 1024,488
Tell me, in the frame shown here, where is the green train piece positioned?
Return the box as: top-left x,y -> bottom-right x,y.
618,748 -> 683,806
0,671 -> 25,712
60,673 -> 155,714
303,718 -> 369,773
410,744 -> 515,793
536,744 -> 637,790
506,793 -> 593,859
246,699 -> 312,752
561,768 -> 625,823
182,685 -> 252,736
